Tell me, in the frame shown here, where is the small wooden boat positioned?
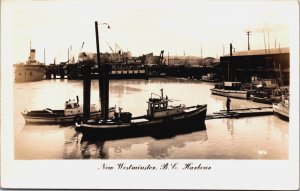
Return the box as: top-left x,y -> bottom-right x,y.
210,81 -> 249,99
201,73 -> 219,82
249,84 -> 288,104
249,87 -> 272,104
273,95 -> 289,121
21,97 -> 115,124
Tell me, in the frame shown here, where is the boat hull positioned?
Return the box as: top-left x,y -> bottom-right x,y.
76,104 -> 207,139
15,65 -> 45,82
22,109 -> 115,124
210,88 -> 248,99
22,112 -> 101,124
250,95 -> 272,104
273,103 -> 289,121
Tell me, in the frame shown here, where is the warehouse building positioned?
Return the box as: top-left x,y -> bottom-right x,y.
219,47 -> 290,85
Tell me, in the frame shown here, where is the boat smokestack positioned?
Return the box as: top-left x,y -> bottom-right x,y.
30,49 -> 36,61
230,43 -> 233,57
76,95 -> 79,103
83,61 -> 91,123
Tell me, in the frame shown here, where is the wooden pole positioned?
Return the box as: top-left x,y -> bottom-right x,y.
95,21 -> 110,121
83,61 -> 91,123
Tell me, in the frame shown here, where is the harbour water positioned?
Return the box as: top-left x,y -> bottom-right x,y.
14,78 -> 288,159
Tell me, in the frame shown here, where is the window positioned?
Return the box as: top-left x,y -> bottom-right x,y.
65,104 -> 73,109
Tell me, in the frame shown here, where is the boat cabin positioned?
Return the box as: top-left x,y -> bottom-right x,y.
223,81 -> 242,90
146,97 -> 185,119
64,99 -> 98,116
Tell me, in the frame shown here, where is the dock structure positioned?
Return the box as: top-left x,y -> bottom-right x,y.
44,63 -> 219,80
206,107 -> 274,120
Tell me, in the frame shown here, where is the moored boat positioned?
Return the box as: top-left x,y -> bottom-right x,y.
75,21 -> 207,138
201,73 -> 219,82
273,95 -> 289,121
210,81 -> 249,99
249,83 -> 289,104
21,97 -> 115,124
249,87 -> 272,104
76,89 -> 207,136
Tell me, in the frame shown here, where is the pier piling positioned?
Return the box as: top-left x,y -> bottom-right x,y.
83,61 -> 91,123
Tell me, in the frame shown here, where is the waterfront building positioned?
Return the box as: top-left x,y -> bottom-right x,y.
219,48 -> 290,85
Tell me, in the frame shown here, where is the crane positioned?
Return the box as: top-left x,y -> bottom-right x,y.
115,43 -> 124,54
106,42 -> 115,53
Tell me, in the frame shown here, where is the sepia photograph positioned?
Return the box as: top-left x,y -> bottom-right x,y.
1,0 -> 299,190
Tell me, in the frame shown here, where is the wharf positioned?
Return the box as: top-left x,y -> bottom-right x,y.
206,107 -> 273,120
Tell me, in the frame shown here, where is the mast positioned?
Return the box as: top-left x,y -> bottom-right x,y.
246,31 -> 252,50
95,21 -> 110,121
44,48 -> 46,65
278,44 -> 283,87
228,43 -> 233,81
68,48 -> 69,64
82,61 -> 91,123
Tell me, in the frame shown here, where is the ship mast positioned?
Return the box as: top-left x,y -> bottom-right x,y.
95,21 -> 110,121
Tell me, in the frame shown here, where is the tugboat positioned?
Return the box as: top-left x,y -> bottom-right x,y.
76,89 -> 207,136
75,22 -> 207,138
21,96 -> 115,124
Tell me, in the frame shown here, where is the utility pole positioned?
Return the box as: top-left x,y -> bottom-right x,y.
275,37 -> 277,48
201,45 -> 203,59
44,48 -> 46,65
267,30 -> 270,54
246,31 -> 252,50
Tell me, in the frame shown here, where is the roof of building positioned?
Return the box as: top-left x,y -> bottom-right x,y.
222,47 -> 289,57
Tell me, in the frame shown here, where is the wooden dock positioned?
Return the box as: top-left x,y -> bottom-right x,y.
206,107 -> 273,120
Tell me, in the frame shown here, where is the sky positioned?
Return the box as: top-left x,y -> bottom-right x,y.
1,0 -> 297,64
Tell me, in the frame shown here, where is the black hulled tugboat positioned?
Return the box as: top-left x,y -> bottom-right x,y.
75,22 -> 207,139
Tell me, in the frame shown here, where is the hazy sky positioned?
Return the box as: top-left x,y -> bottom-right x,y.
2,0 -> 297,64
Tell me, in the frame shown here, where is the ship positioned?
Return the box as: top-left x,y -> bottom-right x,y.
14,46 -> 45,82
21,96 -> 115,124
75,21 -> 207,138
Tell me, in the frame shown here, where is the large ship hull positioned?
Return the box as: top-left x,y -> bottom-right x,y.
210,88 -> 248,99
76,104 -> 207,139
15,65 -> 45,82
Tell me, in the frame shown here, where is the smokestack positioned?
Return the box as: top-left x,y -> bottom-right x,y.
230,43 -> 233,57
30,49 -> 36,61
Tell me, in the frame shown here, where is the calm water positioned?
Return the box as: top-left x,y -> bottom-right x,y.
14,78 -> 288,159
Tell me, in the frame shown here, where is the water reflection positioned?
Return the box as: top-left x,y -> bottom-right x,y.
14,78 -> 289,159
75,128 -> 208,159
226,119 -> 235,139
